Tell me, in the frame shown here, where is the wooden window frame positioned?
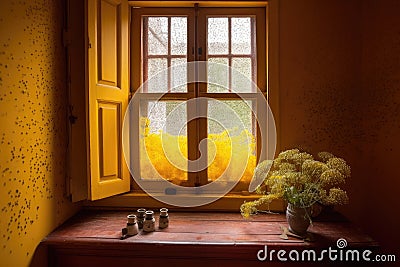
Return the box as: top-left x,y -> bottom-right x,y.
130,6 -> 265,189
196,7 -> 265,189
81,0 -> 281,211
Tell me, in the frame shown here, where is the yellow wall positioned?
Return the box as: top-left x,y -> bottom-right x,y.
278,0 -> 400,251
0,1 -> 80,266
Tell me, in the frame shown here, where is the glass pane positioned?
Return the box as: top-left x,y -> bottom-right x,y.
232,57 -> 253,92
208,100 -> 253,134
147,58 -> 167,92
140,101 -> 188,183
171,58 -> 187,92
207,57 -> 228,93
207,100 -> 256,183
231,17 -> 252,55
147,17 -> 168,55
208,18 -> 228,55
171,17 -> 187,55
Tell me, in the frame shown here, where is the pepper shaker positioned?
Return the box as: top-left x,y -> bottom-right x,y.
159,208 -> 169,229
143,210 -> 156,232
137,208 -> 146,229
126,214 -> 139,236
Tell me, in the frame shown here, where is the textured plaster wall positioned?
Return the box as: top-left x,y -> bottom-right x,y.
357,0 -> 400,251
0,1 -> 79,266
279,0 -> 361,155
278,0 -> 400,251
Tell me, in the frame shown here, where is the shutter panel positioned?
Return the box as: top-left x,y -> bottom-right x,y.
87,0 -> 130,200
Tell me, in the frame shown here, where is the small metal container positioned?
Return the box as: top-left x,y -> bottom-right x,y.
137,208 -> 146,229
159,208 -> 169,229
143,210 -> 156,232
126,214 -> 139,236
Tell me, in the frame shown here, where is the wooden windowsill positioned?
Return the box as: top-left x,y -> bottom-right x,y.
83,192 -> 286,212
84,192 -> 286,212
39,210 -> 378,267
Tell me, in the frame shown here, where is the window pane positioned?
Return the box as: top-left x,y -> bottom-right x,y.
208,57 -> 228,93
147,58 -> 167,92
207,100 -> 256,183
171,17 -> 187,55
140,101 -> 188,183
232,57 -> 253,92
171,58 -> 187,92
208,18 -> 228,55
147,17 -> 168,55
231,17 -> 252,55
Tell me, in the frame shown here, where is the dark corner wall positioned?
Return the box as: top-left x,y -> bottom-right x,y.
278,0 -> 400,252
357,0 -> 400,252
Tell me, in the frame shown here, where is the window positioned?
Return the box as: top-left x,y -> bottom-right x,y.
130,6 -> 267,198
71,0 -> 279,210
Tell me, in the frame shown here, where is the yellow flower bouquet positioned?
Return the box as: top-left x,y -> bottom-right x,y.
240,149 -> 350,218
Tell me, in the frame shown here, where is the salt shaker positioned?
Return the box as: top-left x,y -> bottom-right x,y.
126,214 -> 139,236
137,208 -> 146,229
143,210 -> 156,232
159,208 -> 169,229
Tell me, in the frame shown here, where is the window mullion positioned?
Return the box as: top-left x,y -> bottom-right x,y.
228,17 -> 232,93
193,7 -> 208,186
143,17 -> 149,92
187,7 -> 201,186
167,17 -> 172,92
251,16 -> 256,92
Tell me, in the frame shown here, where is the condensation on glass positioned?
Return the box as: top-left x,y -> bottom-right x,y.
139,100 -> 188,183
206,99 -> 256,182
207,16 -> 256,93
143,16 -> 188,92
138,13 -> 259,188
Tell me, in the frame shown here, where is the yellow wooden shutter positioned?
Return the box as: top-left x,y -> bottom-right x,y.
87,0 -> 130,200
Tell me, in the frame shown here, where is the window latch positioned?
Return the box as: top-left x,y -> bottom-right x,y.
62,29 -> 71,47
69,115 -> 78,124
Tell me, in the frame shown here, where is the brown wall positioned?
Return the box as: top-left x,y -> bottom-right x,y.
0,1 -> 80,266
278,0 -> 400,251
279,0 -> 361,153
357,0 -> 400,251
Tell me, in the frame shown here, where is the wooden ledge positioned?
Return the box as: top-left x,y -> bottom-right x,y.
40,210 -> 378,267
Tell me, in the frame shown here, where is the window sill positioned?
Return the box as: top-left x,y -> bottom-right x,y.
83,192 -> 286,212
39,210 -> 379,267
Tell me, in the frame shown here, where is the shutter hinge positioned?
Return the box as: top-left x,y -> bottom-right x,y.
63,29 -> 71,47
68,105 -> 78,124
